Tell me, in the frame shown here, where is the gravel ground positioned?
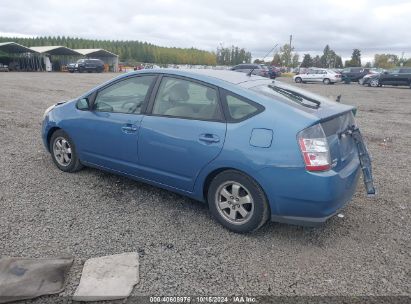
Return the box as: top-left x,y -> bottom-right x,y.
0,72 -> 410,301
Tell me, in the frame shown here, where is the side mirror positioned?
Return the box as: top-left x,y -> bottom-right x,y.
77,98 -> 89,110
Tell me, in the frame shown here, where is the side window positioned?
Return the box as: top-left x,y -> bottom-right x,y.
152,77 -> 221,120
94,75 -> 155,114
225,93 -> 260,121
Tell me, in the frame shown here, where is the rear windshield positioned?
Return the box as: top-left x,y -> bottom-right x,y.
249,81 -> 351,112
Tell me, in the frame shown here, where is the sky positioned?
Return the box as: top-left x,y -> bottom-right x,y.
1,0 -> 411,63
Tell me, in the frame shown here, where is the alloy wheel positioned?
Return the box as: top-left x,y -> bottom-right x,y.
53,137 -> 72,166
215,181 -> 254,225
370,79 -> 379,87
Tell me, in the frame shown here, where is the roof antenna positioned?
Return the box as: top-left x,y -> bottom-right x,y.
247,43 -> 278,77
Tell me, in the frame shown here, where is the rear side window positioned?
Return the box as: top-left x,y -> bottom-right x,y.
222,91 -> 262,122
152,77 -> 222,121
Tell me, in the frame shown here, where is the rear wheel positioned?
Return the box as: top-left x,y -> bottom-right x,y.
207,170 -> 270,233
295,77 -> 302,83
50,130 -> 83,173
323,78 -> 331,85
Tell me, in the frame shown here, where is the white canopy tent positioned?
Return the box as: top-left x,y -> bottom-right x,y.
0,42 -> 44,71
29,46 -> 83,71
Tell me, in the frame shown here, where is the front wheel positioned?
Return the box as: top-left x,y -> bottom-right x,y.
295,77 -> 302,83
50,130 -> 83,172
370,78 -> 379,87
207,170 -> 270,233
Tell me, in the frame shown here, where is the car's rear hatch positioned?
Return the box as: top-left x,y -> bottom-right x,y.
321,112 -> 357,171
248,80 -> 376,196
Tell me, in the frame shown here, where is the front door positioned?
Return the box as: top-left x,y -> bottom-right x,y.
138,76 -> 226,191
67,75 -> 157,174
380,69 -> 400,85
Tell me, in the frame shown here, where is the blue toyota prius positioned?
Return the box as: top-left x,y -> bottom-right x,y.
41,69 -> 375,232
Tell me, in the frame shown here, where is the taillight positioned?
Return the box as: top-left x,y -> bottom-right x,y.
297,124 -> 331,171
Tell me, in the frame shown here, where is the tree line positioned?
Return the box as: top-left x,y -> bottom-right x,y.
0,36 -> 225,65
216,44 -> 252,65
258,43 -> 411,69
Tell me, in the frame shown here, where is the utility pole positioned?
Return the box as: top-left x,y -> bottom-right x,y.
289,34 -> 293,69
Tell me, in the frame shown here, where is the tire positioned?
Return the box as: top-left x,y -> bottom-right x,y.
370,78 -> 379,87
323,78 -> 330,85
295,77 -> 302,83
69,70 -> 74,73
50,129 -> 83,173
207,170 -> 270,233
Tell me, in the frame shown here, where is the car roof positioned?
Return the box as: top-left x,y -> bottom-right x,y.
128,68 -> 269,87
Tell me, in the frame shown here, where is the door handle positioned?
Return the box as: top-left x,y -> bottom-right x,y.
121,124 -> 138,133
199,134 -> 220,143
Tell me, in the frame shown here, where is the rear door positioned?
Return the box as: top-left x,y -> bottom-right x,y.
138,76 -> 226,191
316,70 -> 327,82
84,60 -> 96,71
304,69 -> 317,82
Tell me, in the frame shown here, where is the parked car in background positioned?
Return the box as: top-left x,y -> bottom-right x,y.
267,66 -> 282,79
358,68 -> 385,85
67,59 -> 104,73
293,68 -> 342,84
341,67 -> 370,82
0,63 -> 9,72
230,64 -> 269,78
362,68 -> 411,88
41,69 -> 375,233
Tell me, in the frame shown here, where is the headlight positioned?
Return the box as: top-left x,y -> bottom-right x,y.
75,64 -> 78,67
43,104 -> 55,120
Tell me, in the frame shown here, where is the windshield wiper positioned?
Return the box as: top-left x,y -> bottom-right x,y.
268,85 -> 321,109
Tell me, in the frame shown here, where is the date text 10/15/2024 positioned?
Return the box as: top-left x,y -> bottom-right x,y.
150,296 -> 257,303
